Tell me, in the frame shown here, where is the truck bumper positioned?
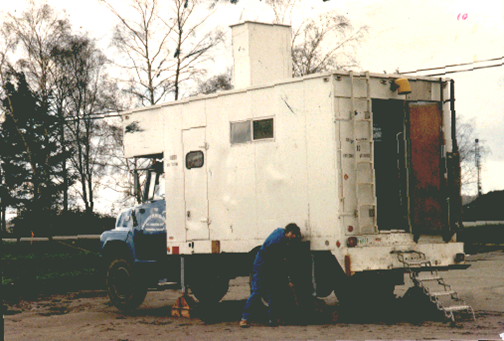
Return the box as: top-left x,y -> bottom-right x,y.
342,241 -> 466,275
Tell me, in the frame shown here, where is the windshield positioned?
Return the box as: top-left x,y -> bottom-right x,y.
137,160 -> 164,203
153,172 -> 165,200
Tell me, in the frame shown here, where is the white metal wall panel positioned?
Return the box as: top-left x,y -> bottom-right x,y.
163,106 -> 186,243
302,78 -> 339,245
182,100 -> 206,130
253,84 -> 309,239
206,92 -> 257,242
123,108 -> 165,158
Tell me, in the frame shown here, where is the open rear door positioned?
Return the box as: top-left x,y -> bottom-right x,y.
408,102 -> 445,237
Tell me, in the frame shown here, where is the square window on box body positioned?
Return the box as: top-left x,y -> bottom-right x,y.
231,118 -> 274,144
253,118 -> 273,140
230,121 -> 251,144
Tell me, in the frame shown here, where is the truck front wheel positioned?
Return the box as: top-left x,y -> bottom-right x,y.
106,258 -> 147,311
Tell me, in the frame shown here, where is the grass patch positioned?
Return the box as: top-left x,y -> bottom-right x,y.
2,240 -> 104,299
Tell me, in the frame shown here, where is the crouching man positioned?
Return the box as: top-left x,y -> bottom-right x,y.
239,223 -> 302,327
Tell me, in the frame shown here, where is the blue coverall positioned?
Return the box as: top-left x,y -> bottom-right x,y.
241,228 -> 289,322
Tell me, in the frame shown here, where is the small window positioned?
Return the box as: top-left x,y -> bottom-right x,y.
186,151 -> 204,169
116,210 -> 132,228
231,118 -> 274,144
253,118 -> 274,140
230,121 -> 251,144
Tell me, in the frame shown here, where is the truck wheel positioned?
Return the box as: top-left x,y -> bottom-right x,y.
336,275 -> 396,321
106,258 -> 147,311
189,274 -> 229,304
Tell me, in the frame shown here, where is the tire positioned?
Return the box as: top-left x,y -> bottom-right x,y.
189,273 -> 229,304
106,258 -> 148,311
336,274 -> 397,321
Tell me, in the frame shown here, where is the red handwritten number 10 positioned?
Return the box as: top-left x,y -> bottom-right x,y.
458,13 -> 468,20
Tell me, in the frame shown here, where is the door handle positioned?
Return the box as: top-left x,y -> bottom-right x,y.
186,210 -> 191,219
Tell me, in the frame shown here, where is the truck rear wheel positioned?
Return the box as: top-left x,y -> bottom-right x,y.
106,258 -> 147,311
189,274 -> 229,304
336,274 -> 397,321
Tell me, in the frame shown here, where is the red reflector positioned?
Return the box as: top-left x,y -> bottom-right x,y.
348,226 -> 354,232
336,241 -> 341,248
347,237 -> 358,247
172,246 -> 179,255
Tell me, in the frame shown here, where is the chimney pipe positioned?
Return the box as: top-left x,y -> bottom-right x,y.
230,21 -> 292,89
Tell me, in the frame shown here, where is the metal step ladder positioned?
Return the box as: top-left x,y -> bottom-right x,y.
396,251 -> 475,322
350,71 -> 376,234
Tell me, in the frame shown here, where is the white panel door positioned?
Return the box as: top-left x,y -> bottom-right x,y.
183,128 -> 209,241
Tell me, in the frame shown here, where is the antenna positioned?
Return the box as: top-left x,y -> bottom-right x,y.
475,139 -> 482,197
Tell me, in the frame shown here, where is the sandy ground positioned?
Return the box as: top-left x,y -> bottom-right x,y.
4,250 -> 504,341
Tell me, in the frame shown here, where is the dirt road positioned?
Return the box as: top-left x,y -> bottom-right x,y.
4,251 -> 504,340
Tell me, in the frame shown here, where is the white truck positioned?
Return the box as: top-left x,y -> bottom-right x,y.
100,22 -> 468,313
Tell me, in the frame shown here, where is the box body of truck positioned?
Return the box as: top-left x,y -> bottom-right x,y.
123,69 -> 463,274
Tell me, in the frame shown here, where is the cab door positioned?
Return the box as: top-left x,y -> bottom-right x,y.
183,128 -> 210,241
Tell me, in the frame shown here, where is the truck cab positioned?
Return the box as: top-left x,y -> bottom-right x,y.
100,160 -> 173,310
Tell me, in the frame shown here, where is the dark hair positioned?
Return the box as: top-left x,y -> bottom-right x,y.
284,223 -> 301,236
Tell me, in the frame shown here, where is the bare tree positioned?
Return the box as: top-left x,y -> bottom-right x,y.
3,1 -> 71,109
457,117 -> 489,193
192,68 -> 233,95
2,2 -> 76,214
101,0 -> 175,105
51,34 -> 121,214
169,0 -> 224,100
1,3 -> 73,221
2,3 -> 127,216
263,0 -> 300,25
102,0 -> 224,104
291,11 -> 368,76
260,2 -> 369,76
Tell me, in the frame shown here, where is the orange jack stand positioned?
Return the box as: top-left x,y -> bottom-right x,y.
171,294 -> 197,318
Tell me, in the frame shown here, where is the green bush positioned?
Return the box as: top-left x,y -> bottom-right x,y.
9,209 -> 116,237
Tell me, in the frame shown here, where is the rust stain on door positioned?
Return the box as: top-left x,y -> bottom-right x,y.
409,102 -> 443,234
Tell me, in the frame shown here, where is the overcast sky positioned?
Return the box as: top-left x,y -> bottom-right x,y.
2,0 -> 503,200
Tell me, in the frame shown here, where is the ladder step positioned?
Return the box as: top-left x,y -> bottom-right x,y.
430,291 -> 456,297
404,260 -> 430,267
416,276 -> 442,282
443,305 -> 471,312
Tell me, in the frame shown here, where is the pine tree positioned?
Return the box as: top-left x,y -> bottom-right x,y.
0,71 -> 67,235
